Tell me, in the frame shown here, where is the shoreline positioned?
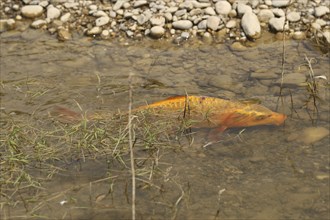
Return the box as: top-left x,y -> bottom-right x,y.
0,0 -> 329,45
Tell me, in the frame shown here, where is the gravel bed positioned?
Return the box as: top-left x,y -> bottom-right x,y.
0,0 -> 329,44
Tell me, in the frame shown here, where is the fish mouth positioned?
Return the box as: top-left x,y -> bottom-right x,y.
273,113 -> 287,125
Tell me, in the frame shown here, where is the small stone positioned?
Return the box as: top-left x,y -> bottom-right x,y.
292,31 -> 305,40
322,31 -> 330,44
241,11 -> 261,39
272,8 -> 285,17
299,127 -> 329,144
57,28 -> 71,41
197,19 -> 207,29
39,1 -> 49,8
207,16 -> 220,31
314,6 -> 329,17
149,26 -> 165,39
258,9 -> 274,22
215,1 -> 232,15
272,0 -> 290,7
172,20 -> 193,30
226,19 -> 236,28
269,17 -> 285,32
93,10 -> 108,17
95,16 -> 110,26
101,30 -> 110,39
134,0 -> 148,8
60,12 -> 71,23
31,19 -> 47,29
237,3 -> 252,17
287,11 -> 300,22
204,7 -> 216,15
87,26 -> 102,35
21,5 -> 43,18
12,4 -> 20,11
230,42 -> 247,51
113,0 -> 126,10
150,15 -> 165,26
202,32 -> 213,43
47,6 -> 61,20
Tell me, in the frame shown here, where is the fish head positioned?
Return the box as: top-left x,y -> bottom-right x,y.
222,104 -> 287,128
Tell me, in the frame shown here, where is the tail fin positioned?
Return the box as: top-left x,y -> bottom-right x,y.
50,106 -> 83,123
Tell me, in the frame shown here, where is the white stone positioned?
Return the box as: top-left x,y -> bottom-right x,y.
149,26 -> 165,39
315,19 -> 326,27
21,5 -> 43,18
258,9 -> 274,22
215,1 -> 232,15
207,16 -> 220,31
314,6 -> 329,17
197,19 -> 207,29
87,26 -> 102,35
323,31 -> 330,44
272,8 -> 285,17
150,15 -> 165,26
237,3 -> 252,17
93,10 -> 108,17
47,6 -> 61,20
172,20 -> 193,30
134,0 -> 148,8
269,17 -> 285,31
226,19 -> 236,28
287,11 -> 300,22
204,7 -> 216,15
95,16 -> 110,26
272,0 -> 290,7
113,0 -> 126,11
31,19 -> 47,28
241,11 -> 261,39
60,12 -> 70,23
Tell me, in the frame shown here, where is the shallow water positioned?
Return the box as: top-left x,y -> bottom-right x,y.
1,30 -> 329,220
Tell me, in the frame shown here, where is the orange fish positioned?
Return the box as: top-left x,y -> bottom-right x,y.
52,95 -> 286,133
136,95 -> 286,132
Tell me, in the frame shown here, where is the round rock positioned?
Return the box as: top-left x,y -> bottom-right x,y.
287,11 -> 300,22
215,1 -> 232,15
172,20 -> 193,30
21,5 -> 44,18
47,6 -> 61,20
258,9 -> 274,23
314,6 -> 330,17
149,26 -> 165,39
269,17 -> 285,31
95,16 -> 110,26
272,0 -> 290,7
207,16 -> 220,31
241,12 -> 261,39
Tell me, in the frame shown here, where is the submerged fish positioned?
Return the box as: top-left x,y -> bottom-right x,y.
136,95 -> 287,132
52,95 -> 286,132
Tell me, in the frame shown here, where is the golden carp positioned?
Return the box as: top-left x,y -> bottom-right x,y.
52,95 -> 286,133
136,95 -> 286,132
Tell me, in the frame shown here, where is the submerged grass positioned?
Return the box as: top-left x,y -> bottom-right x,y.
0,104 -> 192,219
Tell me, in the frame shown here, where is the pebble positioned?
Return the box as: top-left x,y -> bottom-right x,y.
269,17 -> 285,32
287,11 -> 301,22
272,8 -> 285,17
57,28 -> 71,41
149,26 -> 165,39
204,7 -> 216,16
272,0 -> 290,7
95,16 -> 110,26
314,6 -> 330,17
21,5 -> 44,18
237,3 -> 252,17
172,20 -> 193,30
241,12 -> 261,39
258,9 -> 274,23
60,13 -> 71,23
150,15 -> 165,26
226,19 -> 236,28
215,1 -> 232,15
31,19 -> 47,29
87,26 -> 102,35
47,6 -> 61,20
207,16 -> 220,31
292,31 -> 306,40
287,127 -> 329,145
